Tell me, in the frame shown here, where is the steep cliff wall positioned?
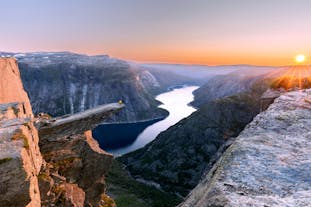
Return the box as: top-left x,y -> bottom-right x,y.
0,58 -> 42,207
0,58 -> 123,206
3,52 -> 167,122
0,58 -> 33,116
180,89 -> 311,207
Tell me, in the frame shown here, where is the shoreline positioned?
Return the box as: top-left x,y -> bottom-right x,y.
95,85 -> 199,155
99,115 -> 167,125
99,84 -> 198,126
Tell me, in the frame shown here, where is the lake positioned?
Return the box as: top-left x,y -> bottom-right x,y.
92,86 -> 199,156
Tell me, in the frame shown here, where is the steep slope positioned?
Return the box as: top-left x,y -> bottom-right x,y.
180,89 -> 311,207
138,66 -> 203,95
105,160 -> 181,207
191,66 -> 311,108
120,80 -> 270,196
191,67 -> 279,107
1,52 -> 167,122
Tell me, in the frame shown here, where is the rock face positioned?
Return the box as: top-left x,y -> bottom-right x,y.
1,52 -> 166,122
0,58 -> 33,116
260,88 -> 284,111
37,105 -> 123,206
138,66 -> 202,95
0,57 -> 122,206
38,130 -> 116,207
0,58 -> 42,207
180,89 -> 311,207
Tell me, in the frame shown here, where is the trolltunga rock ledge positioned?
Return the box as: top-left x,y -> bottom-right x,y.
38,103 -> 124,140
180,89 -> 311,207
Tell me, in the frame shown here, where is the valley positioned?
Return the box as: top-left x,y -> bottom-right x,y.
2,2 -> 311,207
1,54 -> 310,207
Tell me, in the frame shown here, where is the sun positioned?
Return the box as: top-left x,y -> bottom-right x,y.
295,54 -> 305,63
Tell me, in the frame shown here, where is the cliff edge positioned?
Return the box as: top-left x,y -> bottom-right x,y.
180,89 -> 311,207
0,58 -> 42,207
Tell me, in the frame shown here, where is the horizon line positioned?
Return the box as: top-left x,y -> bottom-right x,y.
0,50 -> 304,68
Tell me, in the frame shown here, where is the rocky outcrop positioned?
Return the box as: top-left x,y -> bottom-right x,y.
180,89 -> 311,207
38,130 -> 116,207
38,103 -> 124,140
0,58 -> 122,206
0,58 -> 33,116
0,58 -> 42,207
37,104 -> 123,206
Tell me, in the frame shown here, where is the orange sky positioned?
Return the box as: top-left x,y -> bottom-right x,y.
1,0 -> 311,66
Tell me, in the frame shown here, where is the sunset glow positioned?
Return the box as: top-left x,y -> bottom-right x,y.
295,55 -> 306,64
270,65 -> 311,90
1,1 -> 311,66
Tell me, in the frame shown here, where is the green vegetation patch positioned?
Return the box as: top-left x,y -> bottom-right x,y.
12,130 -> 30,149
106,160 -> 181,207
38,172 -> 50,181
13,106 -> 20,116
53,157 -> 81,171
99,194 -> 117,207
0,157 -> 13,165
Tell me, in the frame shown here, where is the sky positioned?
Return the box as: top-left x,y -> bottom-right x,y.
1,0 -> 311,66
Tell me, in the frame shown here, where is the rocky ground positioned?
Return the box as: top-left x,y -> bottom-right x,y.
180,89 -> 311,207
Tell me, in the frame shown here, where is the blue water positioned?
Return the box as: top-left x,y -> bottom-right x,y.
92,86 -> 198,156
92,119 -> 162,149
